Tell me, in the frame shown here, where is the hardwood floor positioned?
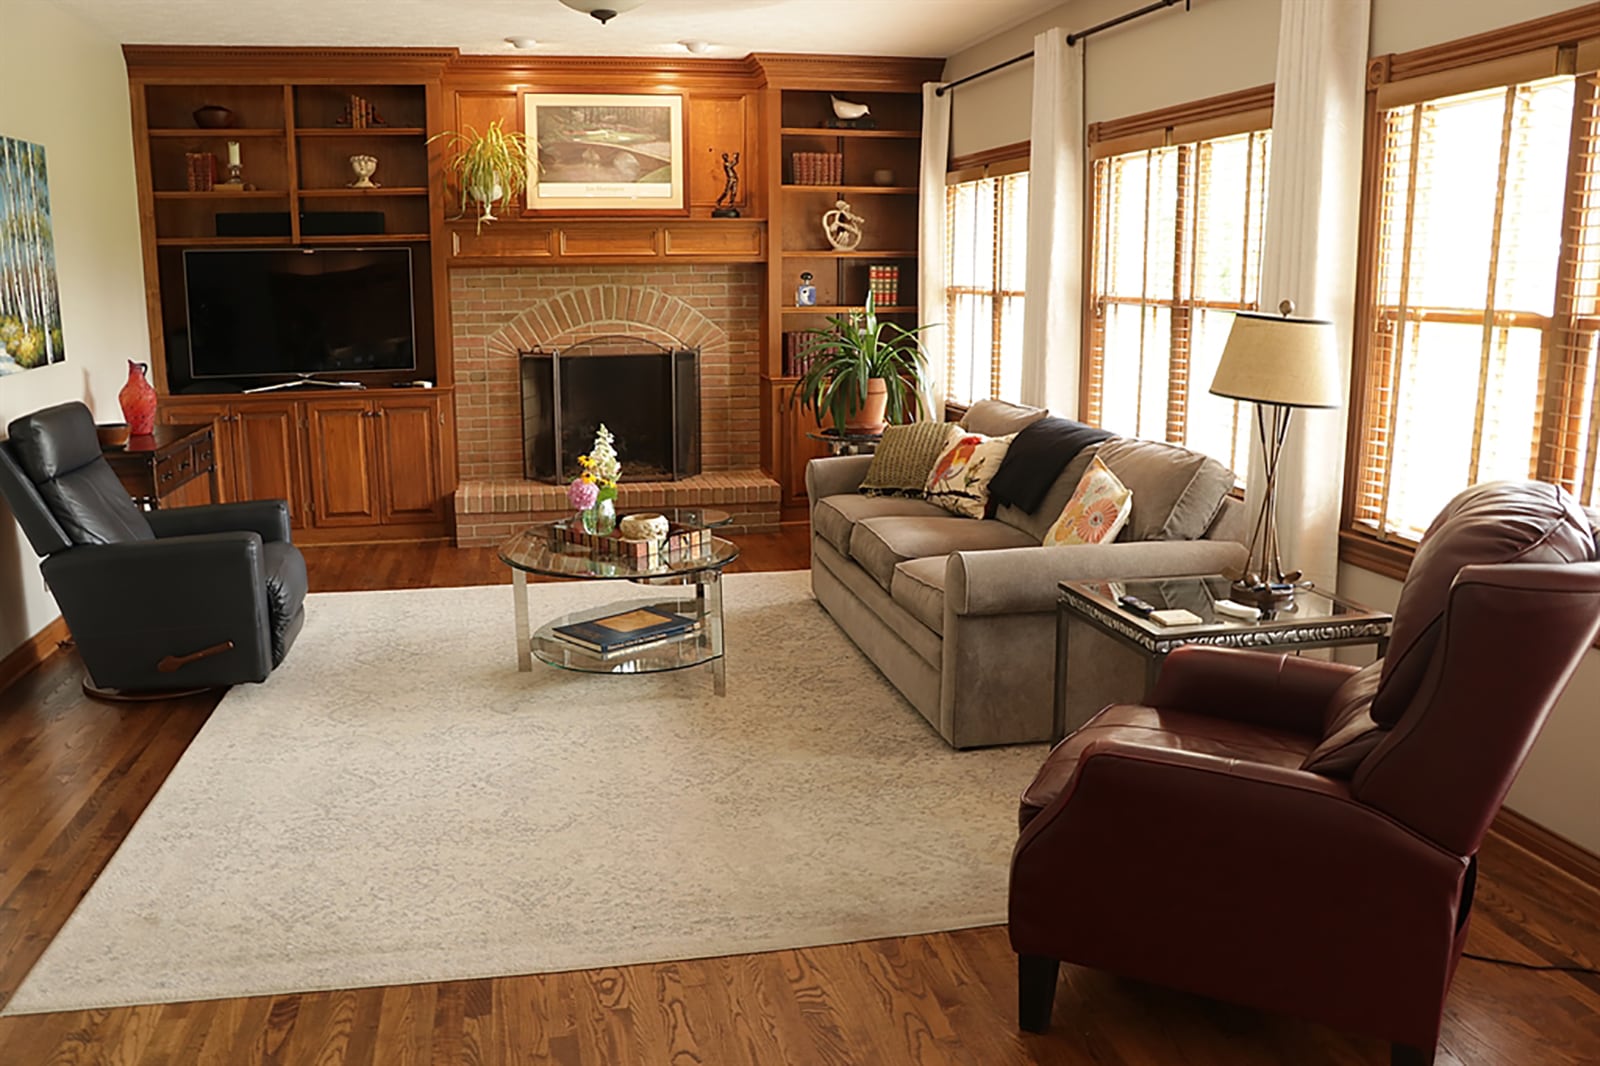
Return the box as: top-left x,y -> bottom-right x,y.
0,530 -> 1597,1064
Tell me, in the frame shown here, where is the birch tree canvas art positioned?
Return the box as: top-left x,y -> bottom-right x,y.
0,136 -> 66,375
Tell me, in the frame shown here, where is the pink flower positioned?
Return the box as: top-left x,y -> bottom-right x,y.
568,478 -> 599,510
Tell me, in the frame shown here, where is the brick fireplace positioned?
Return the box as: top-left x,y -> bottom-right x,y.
450,263 -> 780,546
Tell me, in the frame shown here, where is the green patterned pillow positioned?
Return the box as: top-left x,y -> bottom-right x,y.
859,422 -> 957,497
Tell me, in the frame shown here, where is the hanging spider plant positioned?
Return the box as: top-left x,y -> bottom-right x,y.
428,119 -> 534,233
791,291 -> 932,432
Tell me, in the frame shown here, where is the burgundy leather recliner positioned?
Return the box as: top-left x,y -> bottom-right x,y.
1008,481 -> 1600,1066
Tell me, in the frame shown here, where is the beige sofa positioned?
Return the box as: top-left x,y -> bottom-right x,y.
806,401 -> 1249,748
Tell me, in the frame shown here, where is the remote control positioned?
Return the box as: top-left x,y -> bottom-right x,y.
1213,598 -> 1261,620
1118,595 -> 1156,617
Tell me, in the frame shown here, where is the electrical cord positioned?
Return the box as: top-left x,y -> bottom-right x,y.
1461,951 -> 1600,976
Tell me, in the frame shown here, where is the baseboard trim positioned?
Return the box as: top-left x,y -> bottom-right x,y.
0,614 -> 71,694
1490,807 -> 1600,892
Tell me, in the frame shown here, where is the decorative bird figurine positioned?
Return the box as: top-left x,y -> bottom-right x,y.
831,95 -> 871,121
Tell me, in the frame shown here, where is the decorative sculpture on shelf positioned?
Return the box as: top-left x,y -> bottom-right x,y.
348,154 -> 379,188
827,95 -> 875,129
712,151 -> 740,218
822,198 -> 864,251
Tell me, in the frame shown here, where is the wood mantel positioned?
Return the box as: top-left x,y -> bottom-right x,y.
447,219 -> 766,266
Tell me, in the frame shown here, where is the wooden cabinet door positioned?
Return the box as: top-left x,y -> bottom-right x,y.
373,395 -> 445,524
231,401 -> 306,528
772,382 -> 829,513
304,398 -> 379,527
160,400 -> 236,502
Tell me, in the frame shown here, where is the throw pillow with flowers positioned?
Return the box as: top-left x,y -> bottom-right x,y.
1043,455 -> 1133,546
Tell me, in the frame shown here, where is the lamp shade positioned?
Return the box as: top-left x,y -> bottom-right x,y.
1208,312 -> 1342,409
558,0 -> 646,21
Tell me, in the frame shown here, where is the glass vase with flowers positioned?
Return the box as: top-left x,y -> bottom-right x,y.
569,424 -> 621,535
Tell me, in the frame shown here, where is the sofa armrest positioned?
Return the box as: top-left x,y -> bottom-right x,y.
805,454 -> 874,514
146,499 -> 292,544
945,539 -> 1249,617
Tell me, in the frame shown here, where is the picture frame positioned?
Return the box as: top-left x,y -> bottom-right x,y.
522,93 -> 685,213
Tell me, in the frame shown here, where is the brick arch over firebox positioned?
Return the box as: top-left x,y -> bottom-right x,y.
484,284 -> 728,361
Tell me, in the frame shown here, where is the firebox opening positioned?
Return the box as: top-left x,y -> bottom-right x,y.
520,336 -> 701,483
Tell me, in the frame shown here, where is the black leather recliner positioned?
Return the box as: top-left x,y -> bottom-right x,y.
0,400 -> 306,692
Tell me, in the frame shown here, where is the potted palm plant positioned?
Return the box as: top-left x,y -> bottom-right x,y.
792,292 -> 932,434
428,119 -> 533,233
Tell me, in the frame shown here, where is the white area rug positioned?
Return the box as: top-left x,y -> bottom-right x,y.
5,571 -> 1043,1015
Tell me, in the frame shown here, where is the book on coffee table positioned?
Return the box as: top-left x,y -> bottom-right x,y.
551,606 -> 699,655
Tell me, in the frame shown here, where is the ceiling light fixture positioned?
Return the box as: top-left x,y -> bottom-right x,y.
557,0 -> 646,24
505,36 -> 538,49
680,39 -> 711,54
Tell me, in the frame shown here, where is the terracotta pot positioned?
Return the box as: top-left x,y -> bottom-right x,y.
118,360 -> 158,436
844,377 -> 889,434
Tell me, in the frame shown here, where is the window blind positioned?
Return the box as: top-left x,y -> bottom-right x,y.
1084,129 -> 1270,476
1352,74 -> 1599,542
944,171 -> 1028,406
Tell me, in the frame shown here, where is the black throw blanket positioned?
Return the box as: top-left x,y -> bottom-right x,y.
987,415 -> 1114,514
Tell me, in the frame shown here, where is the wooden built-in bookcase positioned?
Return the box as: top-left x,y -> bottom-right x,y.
121,47 -> 943,539
757,59 -> 942,518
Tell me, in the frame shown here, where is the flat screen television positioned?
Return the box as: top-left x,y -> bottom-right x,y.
183,247 -> 416,380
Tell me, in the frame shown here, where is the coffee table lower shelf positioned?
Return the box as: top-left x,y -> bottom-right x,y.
529,597 -> 724,681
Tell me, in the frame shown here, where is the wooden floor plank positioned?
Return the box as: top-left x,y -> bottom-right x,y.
0,530 -> 1596,1065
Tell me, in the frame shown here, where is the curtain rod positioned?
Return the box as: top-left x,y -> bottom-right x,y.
934,0 -> 1188,97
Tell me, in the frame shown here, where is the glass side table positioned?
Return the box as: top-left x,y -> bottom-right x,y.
1053,575 -> 1392,743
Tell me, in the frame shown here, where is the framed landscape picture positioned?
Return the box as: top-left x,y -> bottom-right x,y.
0,135 -> 66,375
523,93 -> 684,213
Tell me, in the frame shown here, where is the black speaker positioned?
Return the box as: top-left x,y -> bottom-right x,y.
213,211 -> 386,238
301,211 -> 386,236
215,211 -> 291,237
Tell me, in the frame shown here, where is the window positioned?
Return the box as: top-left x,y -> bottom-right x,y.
1084,130 -> 1271,475
1351,73 -> 1600,544
944,170 -> 1028,406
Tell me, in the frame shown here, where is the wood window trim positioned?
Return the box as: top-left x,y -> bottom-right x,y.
947,141 -> 1029,185
1087,84 -> 1274,156
1342,3 -> 1600,578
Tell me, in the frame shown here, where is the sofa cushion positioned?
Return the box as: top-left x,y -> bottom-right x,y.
995,443 -> 1102,540
960,398 -> 1048,437
891,556 -> 947,634
859,421 -> 957,497
1094,436 -> 1235,542
850,515 -> 1035,589
813,494 -> 946,558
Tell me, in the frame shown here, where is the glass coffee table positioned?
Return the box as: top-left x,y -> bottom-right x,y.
1053,575 -> 1393,743
499,510 -> 740,696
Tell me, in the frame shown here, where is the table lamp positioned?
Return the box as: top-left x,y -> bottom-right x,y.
1208,301 -> 1341,608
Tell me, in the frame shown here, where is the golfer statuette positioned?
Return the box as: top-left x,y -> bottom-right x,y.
713,151 -> 741,218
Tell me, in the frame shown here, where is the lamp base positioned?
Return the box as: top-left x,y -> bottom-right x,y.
1230,580 -> 1297,609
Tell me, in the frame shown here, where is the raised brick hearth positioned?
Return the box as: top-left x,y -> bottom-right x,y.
451,264 -> 779,545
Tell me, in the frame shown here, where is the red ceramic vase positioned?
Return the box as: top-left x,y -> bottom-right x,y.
119,360 -> 158,436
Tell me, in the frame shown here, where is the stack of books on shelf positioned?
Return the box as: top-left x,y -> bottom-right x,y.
783,330 -> 823,377
869,264 -> 900,306
551,605 -> 701,659
338,93 -> 386,129
185,152 -> 216,191
790,152 -> 843,185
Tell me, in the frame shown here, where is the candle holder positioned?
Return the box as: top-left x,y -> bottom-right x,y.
223,140 -> 244,186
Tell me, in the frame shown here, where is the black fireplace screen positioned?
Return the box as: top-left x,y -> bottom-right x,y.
520,337 -> 701,483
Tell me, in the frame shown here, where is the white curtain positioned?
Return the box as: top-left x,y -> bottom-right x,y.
1253,0 -> 1370,593
1019,30 -> 1084,417
918,82 -> 951,420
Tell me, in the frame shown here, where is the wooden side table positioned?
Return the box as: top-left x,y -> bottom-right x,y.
1053,575 -> 1392,744
101,423 -> 219,509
